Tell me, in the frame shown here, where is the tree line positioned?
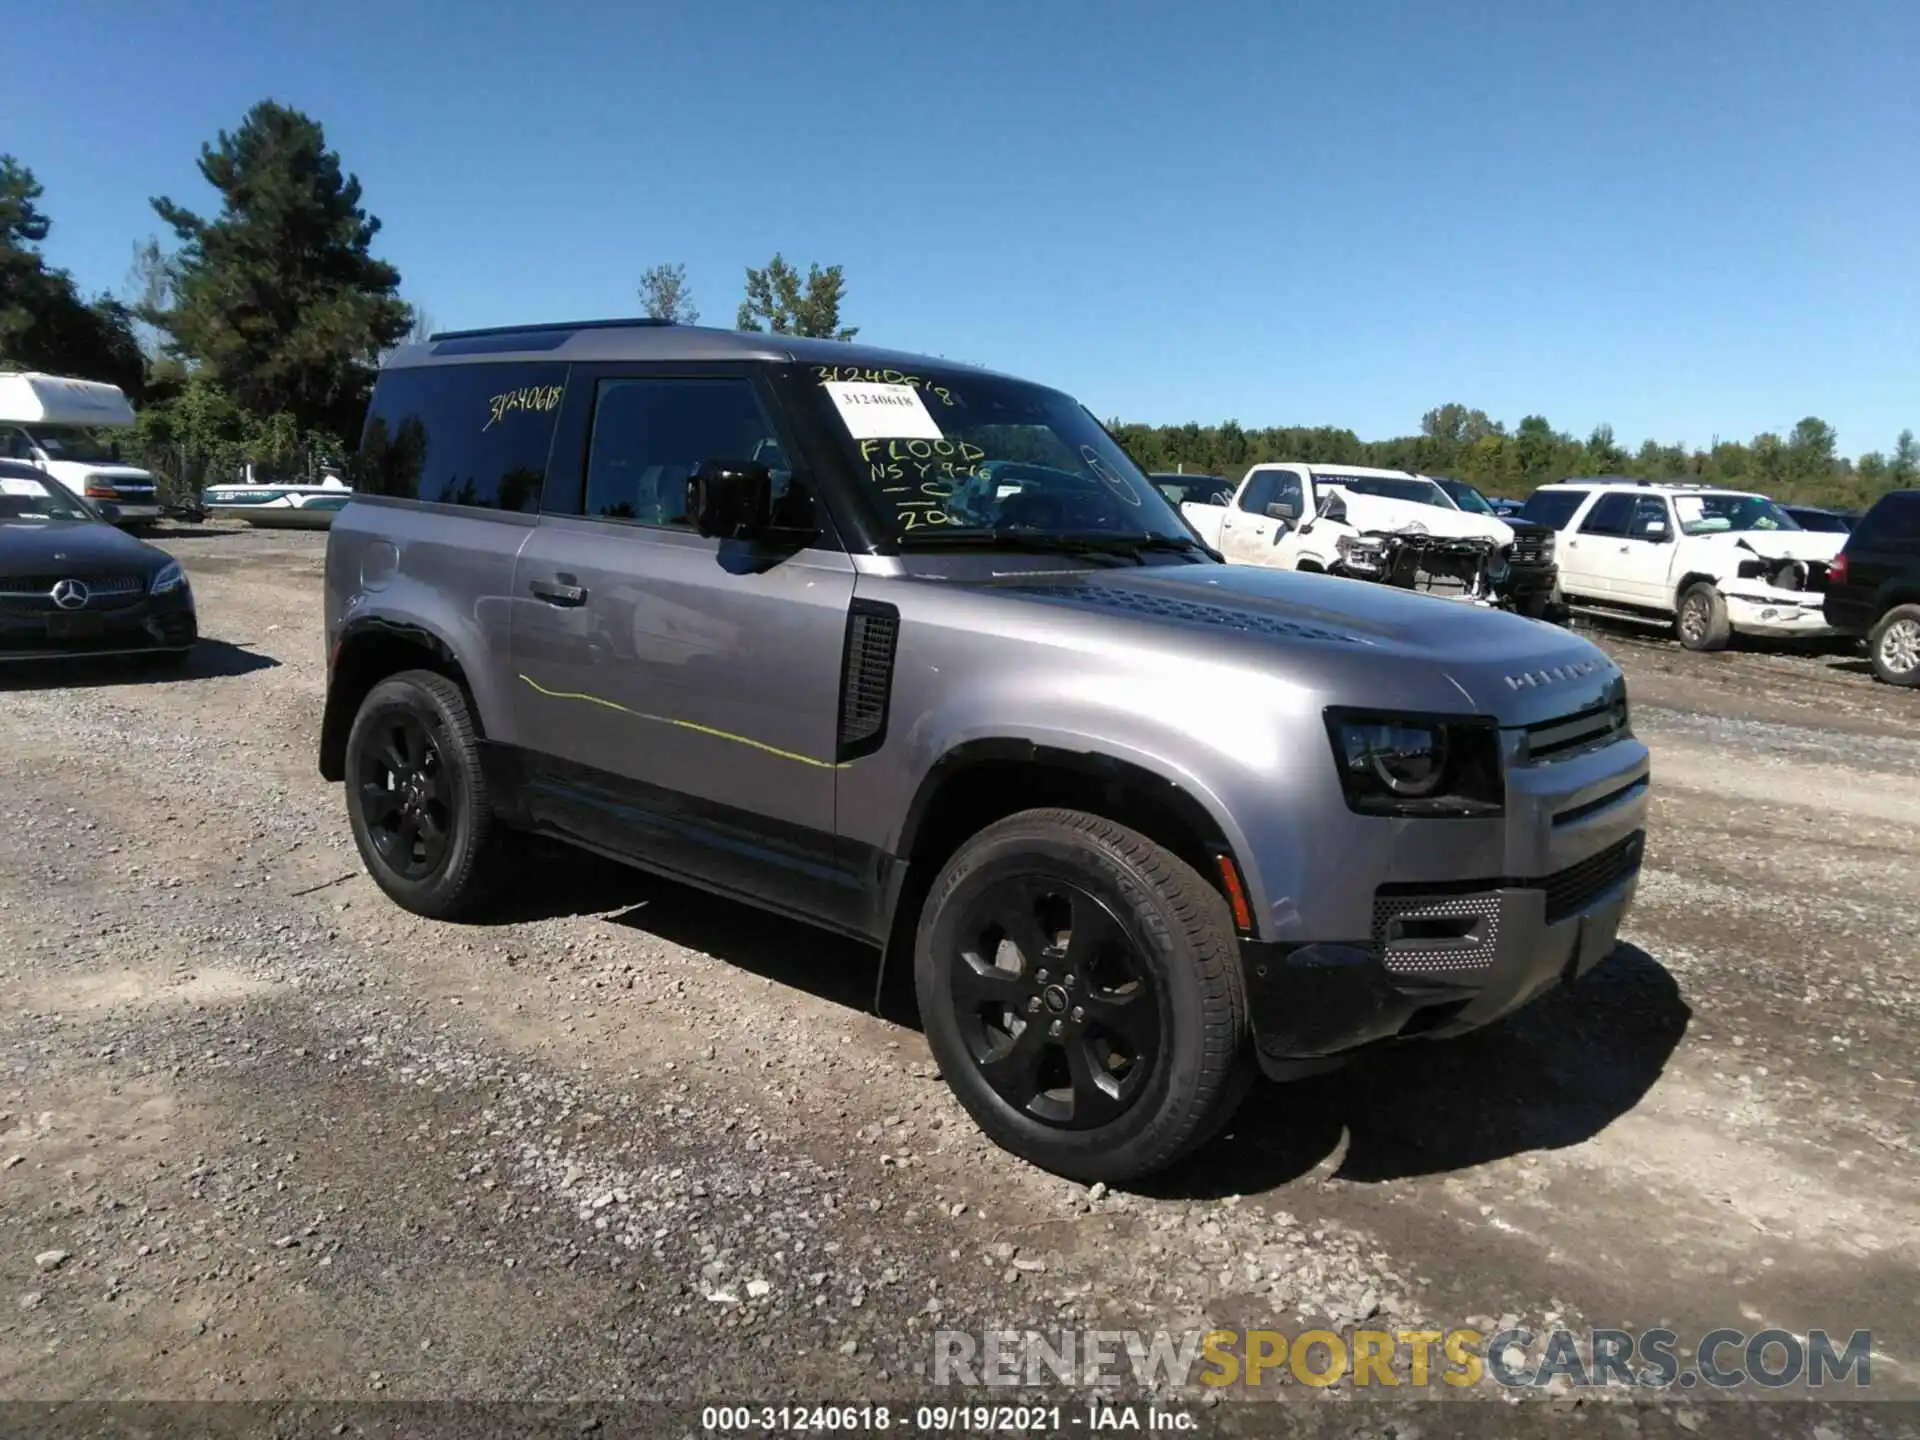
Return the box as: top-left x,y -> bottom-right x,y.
1108,403 -> 1917,512
1,100 -> 1910,511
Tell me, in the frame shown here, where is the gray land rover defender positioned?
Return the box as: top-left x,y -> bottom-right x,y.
319,319 -> 1650,1182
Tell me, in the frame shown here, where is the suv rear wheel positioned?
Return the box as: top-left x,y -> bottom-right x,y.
1870,604 -> 1920,687
914,808 -> 1249,1183
344,669 -> 502,919
1676,581 -> 1731,651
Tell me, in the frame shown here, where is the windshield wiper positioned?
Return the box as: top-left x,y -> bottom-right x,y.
897,528 -> 1216,564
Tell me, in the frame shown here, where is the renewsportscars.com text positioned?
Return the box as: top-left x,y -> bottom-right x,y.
932,1326 -> 1874,1391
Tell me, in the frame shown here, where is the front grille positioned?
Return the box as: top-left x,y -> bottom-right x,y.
1541,830 -> 1643,923
1509,533 -> 1552,567
1523,692 -> 1629,761
0,573 -> 147,613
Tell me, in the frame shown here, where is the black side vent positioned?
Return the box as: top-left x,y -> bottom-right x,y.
837,600 -> 900,761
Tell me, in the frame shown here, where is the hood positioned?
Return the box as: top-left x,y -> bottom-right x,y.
1720,530 -> 1845,564
0,517 -> 169,574
974,559 -> 1618,725
1331,490 -> 1512,544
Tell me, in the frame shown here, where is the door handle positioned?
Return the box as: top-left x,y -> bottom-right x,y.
529,577 -> 587,607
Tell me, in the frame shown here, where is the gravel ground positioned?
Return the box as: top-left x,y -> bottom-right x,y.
0,526 -> 1914,1430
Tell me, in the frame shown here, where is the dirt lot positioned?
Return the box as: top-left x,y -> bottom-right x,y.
1,527 -> 1915,1426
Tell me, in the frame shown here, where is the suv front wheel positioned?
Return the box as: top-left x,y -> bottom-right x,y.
1870,604 -> 1920,687
915,809 -> 1250,1183
1676,581 -> 1731,651
344,669 -> 503,919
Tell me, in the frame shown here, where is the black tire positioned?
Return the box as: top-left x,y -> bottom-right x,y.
1869,603 -> 1920,687
1676,581 -> 1731,651
914,808 -> 1248,1184
343,668 -> 501,919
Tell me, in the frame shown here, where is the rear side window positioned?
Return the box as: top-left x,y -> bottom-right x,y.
1578,493 -> 1635,537
580,378 -> 788,528
1517,490 -> 1587,529
1854,491 -> 1920,543
355,362 -> 566,512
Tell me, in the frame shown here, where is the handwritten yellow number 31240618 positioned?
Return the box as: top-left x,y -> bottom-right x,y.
484,385 -> 564,431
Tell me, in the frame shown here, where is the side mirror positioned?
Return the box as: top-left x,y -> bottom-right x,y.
688,460 -> 774,539
1266,501 -> 1299,522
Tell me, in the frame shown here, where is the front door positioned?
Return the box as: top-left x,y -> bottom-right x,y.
509,367 -> 861,929
1218,467 -> 1301,566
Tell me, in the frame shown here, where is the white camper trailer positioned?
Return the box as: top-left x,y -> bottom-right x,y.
0,372 -> 162,527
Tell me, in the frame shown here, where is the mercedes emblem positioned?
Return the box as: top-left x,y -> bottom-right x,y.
50,579 -> 89,610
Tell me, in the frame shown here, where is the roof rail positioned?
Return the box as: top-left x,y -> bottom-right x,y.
426,317 -> 674,342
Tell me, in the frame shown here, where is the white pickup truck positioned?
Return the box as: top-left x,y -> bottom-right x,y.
0,372 -> 163,528
1179,463 -> 1560,615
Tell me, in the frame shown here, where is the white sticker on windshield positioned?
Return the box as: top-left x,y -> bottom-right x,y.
0,477 -> 45,496
1674,496 -> 1704,521
823,381 -> 945,441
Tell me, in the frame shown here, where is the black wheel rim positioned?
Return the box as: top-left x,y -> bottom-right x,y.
947,875 -> 1160,1131
356,709 -> 454,881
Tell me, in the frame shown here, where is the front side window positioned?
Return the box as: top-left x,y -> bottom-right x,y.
1237,470 -> 1279,514
581,378 -> 787,528
1627,496 -> 1672,539
1673,493 -> 1801,535
355,361 -> 565,512
805,364 -> 1196,545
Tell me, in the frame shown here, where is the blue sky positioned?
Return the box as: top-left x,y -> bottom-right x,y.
9,0 -> 1917,456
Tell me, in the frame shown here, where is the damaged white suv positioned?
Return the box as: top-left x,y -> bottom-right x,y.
1516,479 -> 1842,650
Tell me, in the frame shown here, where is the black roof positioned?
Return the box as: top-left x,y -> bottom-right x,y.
388,319 -> 1022,383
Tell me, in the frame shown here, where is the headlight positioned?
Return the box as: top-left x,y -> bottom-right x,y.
1323,709 -> 1505,818
150,559 -> 188,595
1334,534 -> 1389,573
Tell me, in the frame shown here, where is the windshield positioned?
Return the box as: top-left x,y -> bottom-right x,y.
1316,472 -> 1453,509
23,424 -> 122,464
807,364 -> 1199,546
1674,493 -> 1802,535
1152,475 -> 1234,507
0,471 -> 92,522
1439,479 -> 1497,515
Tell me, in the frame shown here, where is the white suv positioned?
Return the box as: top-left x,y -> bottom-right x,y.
1515,479 -> 1844,650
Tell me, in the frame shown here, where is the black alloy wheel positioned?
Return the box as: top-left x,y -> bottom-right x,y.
357,708 -> 453,881
915,808 -> 1250,1183
948,875 -> 1159,1130
343,669 -> 503,919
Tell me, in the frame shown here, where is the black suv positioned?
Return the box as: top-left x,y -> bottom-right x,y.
1823,489 -> 1920,686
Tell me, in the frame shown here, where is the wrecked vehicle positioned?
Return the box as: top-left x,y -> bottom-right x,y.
1186,464 -> 1559,617
1514,480 -> 1842,651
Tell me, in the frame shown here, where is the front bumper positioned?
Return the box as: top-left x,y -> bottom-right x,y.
0,591 -> 196,661
1723,588 -> 1837,639
1242,830 -> 1643,1075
